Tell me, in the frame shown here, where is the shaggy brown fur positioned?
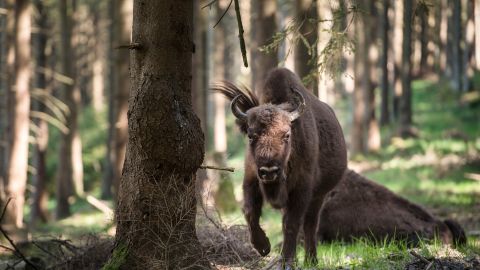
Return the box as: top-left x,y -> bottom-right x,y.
213,68 -> 347,268
318,170 -> 467,246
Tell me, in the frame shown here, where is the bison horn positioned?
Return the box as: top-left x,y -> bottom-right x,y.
288,87 -> 306,121
231,95 -> 248,121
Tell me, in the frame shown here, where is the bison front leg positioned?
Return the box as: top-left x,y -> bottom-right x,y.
280,191 -> 309,269
243,180 -> 270,256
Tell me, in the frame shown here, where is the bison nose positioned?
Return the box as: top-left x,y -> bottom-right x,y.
258,166 -> 280,182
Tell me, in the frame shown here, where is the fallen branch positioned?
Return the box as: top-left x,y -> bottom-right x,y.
86,195 -> 114,218
409,250 -> 430,264
0,198 -> 39,270
199,165 -> 235,172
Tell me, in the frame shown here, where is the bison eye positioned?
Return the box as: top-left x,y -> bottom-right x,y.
283,132 -> 290,143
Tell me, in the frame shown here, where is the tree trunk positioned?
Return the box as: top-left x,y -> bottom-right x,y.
30,0 -> 49,227
0,0 -> 8,202
399,0 -> 413,134
102,0 -> 132,200
450,0 -> 461,91
294,0 -> 318,95
56,0 -> 83,219
380,0 -> 390,126
462,0 -> 474,92
352,0 -> 369,155
475,0 -> 480,70
366,1 -> 380,152
4,0 -> 31,228
251,0 -> 278,93
392,0 -> 403,120
419,5 -> 428,75
113,1 -> 209,269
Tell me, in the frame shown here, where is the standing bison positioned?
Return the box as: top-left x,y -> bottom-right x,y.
213,68 -> 347,268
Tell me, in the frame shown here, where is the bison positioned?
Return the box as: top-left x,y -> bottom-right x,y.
318,169 -> 467,246
213,68 -> 347,268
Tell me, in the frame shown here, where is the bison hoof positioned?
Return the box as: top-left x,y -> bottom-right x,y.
251,231 -> 270,256
275,262 -> 295,270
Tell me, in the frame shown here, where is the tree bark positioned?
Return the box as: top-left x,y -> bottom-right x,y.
251,0 -> 278,93
399,0 -> 413,133
294,0 -> 318,95
113,1 -> 209,269
366,1 -> 380,152
4,0 -> 31,228
30,0 -> 49,227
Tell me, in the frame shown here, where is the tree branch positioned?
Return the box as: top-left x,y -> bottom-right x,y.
233,0 -> 248,67
199,165 -> 235,172
0,198 -> 39,270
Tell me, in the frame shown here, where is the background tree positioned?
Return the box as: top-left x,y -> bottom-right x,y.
113,0 -> 209,268
294,0 -> 318,95
250,0 -> 278,92
399,0 -> 413,135
102,0 -> 132,200
4,0 -> 31,228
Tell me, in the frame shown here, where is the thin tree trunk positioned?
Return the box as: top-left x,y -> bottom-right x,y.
352,1 -> 369,155
392,0 -> 403,120
251,0 -> 278,93
30,0 -> 49,227
112,0 -> 131,199
0,0 -> 8,202
462,0 -> 474,92
451,0 -> 461,91
380,0 -> 390,126
475,0 -> 480,70
56,0 -> 82,219
440,0 -> 448,74
366,1 -> 380,152
5,0 -> 31,228
419,5 -> 428,75
399,0 -> 413,134
102,0 -> 115,199
294,0 -> 318,95
113,1 -> 209,268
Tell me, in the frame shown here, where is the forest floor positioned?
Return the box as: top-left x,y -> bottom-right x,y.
1,79 -> 478,269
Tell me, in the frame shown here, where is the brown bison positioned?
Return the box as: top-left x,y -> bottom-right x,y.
213,68 -> 347,269
318,169 -> 467,246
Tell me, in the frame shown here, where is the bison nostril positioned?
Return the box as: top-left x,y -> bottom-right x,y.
259,166 -> 279,179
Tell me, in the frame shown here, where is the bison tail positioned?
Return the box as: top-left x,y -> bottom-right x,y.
444,219 -> 467,246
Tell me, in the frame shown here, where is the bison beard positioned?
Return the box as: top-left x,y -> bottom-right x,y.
213,68 -> 348,269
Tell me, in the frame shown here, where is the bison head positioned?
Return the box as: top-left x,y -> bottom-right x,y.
231,88 -> 305,184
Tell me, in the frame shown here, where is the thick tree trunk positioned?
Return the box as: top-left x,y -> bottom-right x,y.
251,0 -> 278,93
113,1 -> 209,269
399,0 -> 413,133
30,0 -> 49,227
294,0 -> 318,95
380,0 -> 390,126
4,0 -> 31,228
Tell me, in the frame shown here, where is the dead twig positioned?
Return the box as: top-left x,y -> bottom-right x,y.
116,42 -> 142,50
199,164 -> 235,172
0,198 -> 39,270
233,0 -> 248,67
409,250 -> 431,264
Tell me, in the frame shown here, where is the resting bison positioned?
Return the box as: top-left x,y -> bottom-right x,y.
213,68 -> 347,268
318,169 -> 467,246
